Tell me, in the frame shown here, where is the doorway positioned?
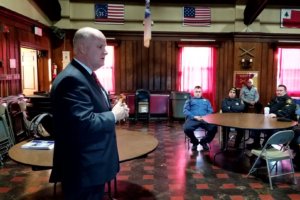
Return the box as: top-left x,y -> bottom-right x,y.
21,47 -> 38,95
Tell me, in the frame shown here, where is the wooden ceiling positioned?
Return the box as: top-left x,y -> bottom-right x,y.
33,0 -> 300,25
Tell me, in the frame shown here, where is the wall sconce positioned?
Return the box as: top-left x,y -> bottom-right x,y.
241,58 -> 253,69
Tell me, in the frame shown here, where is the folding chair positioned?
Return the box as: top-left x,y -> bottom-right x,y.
0,104 -> 15,166
247,130 -> 296,190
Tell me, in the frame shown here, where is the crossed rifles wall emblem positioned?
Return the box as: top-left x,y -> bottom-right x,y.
240,47 -> 255,57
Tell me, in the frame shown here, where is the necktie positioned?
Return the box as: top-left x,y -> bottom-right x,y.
91,72 -> 111,108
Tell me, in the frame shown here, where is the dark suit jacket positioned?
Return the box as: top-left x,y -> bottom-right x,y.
49,59 -> 119,187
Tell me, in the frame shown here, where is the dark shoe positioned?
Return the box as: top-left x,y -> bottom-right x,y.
191,143 -> 198,151
199,140 -> 209,151
294,165 -> 300,172
234,142 -> 241,149
293,156 -> 300,171
246,143 -> 261,150
249,156 -> 266,167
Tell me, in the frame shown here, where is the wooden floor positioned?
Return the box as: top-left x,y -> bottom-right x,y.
1,120 -> 300,200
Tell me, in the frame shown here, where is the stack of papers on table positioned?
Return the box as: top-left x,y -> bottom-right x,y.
21,140 -> 54,150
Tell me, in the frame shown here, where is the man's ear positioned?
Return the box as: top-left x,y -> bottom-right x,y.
79,45 -> 85,54
76,43 -> 86,55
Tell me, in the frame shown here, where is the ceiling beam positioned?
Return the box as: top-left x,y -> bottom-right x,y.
33,0 -> 61,22
243,0 -> 268,26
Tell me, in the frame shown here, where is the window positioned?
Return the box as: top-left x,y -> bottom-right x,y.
95,45 -> 115,94
277,48 -> 300,97
178,46 -> 217,107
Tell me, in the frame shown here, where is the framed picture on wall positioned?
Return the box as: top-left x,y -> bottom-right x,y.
233,71 -> 259,89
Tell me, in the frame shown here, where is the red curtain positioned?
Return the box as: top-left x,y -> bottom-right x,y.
277,48 -> 300,97
95,46 -> 115,94
178,46 -> 217,110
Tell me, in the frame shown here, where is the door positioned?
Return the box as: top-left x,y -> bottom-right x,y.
21,48 -> 38,95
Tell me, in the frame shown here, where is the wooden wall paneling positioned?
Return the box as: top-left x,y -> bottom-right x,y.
51,39 -> 65,73
260,42 -> 270,106
267,46 -> 278,102
37,53 -> 50,92
139,40 -> 144,90
161,41 -> 167,92
10,28 -> 20,95
1,30 -> 9,96
119,41 -> 127,92
140,41 -> 149,91
223,41 -> 233,93
139,40 -> 146,91
227,41 -> 235,89
165,41 -> 173,91
227,41 -> 234,108
51,30 -> 74,74
148,42 -> 154,91
153,41 -> 162,91
251,43 -> 262,105
126,40 -> 135,91
216,43 -> 223,110
170,43 -> 178,92
160,41 -> 167,92
134,40 -> 141,90
216,43 -> 222,110
216,40 -> 234,110
49,35 -> 66,73
0,33 -> 3,96
37,57 -> 44,91
0,33 -> 3,69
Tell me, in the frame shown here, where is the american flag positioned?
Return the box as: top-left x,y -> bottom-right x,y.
183,6 -> 211,26
95,4 -> 124,24
281,9 -> 300,28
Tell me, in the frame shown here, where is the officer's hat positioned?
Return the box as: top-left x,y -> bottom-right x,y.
229,87 -> 237,93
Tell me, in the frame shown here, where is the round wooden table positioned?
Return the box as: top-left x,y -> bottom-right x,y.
202,113 -> 297,162
202,113 -> 297,130
8,129 -> 158,168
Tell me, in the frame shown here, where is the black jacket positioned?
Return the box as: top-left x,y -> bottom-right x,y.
268,94 -> 297,120
50,59 -> 119,186
221,97 -> 245,113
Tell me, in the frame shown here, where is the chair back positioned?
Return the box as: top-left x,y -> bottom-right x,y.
265,130 -> 294,146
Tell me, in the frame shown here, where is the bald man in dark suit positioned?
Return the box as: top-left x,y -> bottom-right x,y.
50,27 -> 129,200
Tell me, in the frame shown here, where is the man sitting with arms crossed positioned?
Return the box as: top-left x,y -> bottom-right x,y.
183,86 -> 217,151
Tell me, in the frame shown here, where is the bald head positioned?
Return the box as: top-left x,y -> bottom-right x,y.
73,27 -> 105,54
73,27 -> 108,71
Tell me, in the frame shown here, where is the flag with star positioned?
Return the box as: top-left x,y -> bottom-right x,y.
95,3 -> 124,24
281,9 -> 300,28
183,6 -> 211,26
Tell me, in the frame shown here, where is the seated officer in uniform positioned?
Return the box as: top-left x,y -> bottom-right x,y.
183,85 -> 217,151
221,87 -> 245,149
247,84 -> 297,150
